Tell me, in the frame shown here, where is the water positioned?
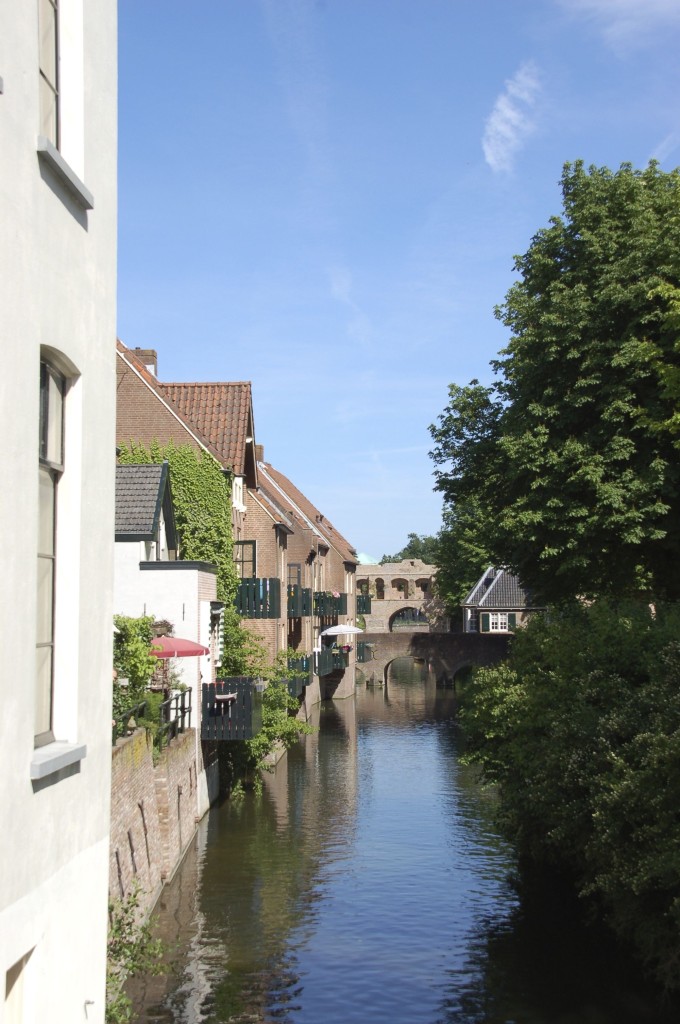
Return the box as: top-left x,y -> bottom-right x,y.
130,664 -> 679,1023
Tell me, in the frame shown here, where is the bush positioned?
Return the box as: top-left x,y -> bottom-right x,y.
460,601 -> 680,988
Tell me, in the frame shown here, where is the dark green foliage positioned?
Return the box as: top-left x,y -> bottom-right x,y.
380,532 -> 439,564
117,440 -> 238,603
460,601 -> 680,988
430,161 -> 680,605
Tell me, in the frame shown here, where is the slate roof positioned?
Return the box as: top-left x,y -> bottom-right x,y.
115,463 -> 170,540
259,462 -> 358,565
463,567 -> 538,610
162,382 -> 255,482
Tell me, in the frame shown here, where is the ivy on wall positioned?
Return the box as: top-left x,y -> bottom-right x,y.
118,440 -> 238,603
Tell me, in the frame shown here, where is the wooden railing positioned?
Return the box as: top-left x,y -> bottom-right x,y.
313,592 -> 348,617
235,578 -> 281,618
286,655 -> 310,698
201,678 -> 264,740
287,585 -> 312,618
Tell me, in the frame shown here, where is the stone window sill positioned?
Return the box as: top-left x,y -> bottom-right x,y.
37,136 -> 94,211
30,741 -> 87,781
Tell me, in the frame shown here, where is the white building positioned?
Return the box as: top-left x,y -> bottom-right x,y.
0,1 -> 117,1020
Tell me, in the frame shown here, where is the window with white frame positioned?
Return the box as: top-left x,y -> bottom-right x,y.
232,476 -> 245,511
39,0 -> 60,148
489,612 -> 509,632
37,360 -> 65,745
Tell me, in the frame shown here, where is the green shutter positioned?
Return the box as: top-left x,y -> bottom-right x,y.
508,613 -> 517,630
480,612 -> 490,632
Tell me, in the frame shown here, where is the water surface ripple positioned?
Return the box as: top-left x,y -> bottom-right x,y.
130,673 -> 680,1023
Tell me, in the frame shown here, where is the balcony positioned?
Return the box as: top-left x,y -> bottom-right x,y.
357,594 -> 372,614
356,641 -> 374,663
235,577 -> 281,618
287,584 -> 312,618
287,655 -> 310,698
201,678 -> 264,740
313,592 -> 348,617
314,648 -> 348,677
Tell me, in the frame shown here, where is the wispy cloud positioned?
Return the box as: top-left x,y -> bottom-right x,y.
558,0 -> 680,49
328,264 -> 373,346
650,131 -> 680,164
482,61 -> 541,174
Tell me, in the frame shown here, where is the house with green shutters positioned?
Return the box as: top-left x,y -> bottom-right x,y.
462,567 -> 544,633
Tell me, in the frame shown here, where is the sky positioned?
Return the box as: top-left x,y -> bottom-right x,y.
117,0 -> 680,562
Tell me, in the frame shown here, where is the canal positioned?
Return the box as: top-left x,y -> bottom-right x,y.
130,663 -> 680,1023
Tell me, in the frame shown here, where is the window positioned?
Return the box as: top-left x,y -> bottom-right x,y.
490,612 -> 508,632
288,562 -> 301,586
39,0 -> 59,147
232,476 -> 245,511
37,361 -> 64,745
234,540 -> 256,579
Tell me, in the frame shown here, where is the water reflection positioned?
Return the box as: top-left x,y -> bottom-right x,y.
130,674 -> 680,1024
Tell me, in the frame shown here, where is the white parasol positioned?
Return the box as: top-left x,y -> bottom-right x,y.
320,624 -> 364,636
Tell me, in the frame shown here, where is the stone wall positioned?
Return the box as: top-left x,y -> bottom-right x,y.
110,727 -> 202,918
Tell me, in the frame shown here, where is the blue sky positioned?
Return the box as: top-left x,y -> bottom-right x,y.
118,0 -> 680,561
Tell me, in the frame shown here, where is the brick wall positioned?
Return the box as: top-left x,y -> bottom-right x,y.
110,727 -> 201,918
116,355 -> 204,453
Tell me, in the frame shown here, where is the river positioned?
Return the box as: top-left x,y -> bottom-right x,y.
129,661 -> 680,1023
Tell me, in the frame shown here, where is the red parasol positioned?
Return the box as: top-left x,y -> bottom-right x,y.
150,635 -> 210,659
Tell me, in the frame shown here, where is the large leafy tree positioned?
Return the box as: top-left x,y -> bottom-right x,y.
380,532 -> 439,564
431,161 -> 680,604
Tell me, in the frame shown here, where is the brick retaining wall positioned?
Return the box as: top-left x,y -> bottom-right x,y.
110,727 -> 201,918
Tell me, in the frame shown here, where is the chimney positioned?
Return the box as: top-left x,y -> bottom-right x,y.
255,444 -> 264,462
133,348 -> 158,377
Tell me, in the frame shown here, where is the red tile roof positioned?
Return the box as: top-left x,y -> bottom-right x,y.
162,382 -> 254,478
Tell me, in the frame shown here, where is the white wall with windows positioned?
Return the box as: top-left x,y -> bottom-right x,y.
0,0 -> 117,1020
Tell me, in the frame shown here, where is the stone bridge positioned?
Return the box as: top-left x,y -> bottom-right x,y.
357,631 -> 509,686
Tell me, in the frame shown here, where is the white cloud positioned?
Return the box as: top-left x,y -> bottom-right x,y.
482,61 -> 541,174
558,0 -> 680,49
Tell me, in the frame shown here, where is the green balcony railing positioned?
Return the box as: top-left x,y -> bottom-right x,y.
314,648 -> 348,676
314,648 -> 334,677
287,584 -> 312,618
286,655 -> 310,698
313,592 -> 348,617
357,594 -> 372,615
235,577 -> 281,618
201,678 -> 264,741
356,641 -> 373,663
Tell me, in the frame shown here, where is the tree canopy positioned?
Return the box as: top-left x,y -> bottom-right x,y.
380,532 -> 439,564
430,161 -> 680,605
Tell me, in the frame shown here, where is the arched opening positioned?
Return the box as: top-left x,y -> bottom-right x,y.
375,578 -> 385,600
389,606 -> 429,631
453,664 -> 473,689
386,656 -> 428,685
391,578 -> 408,598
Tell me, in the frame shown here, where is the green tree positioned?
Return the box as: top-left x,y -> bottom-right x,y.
459,601 -> 680,989
430,161 -> 680,605
380,532 -> 439,564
